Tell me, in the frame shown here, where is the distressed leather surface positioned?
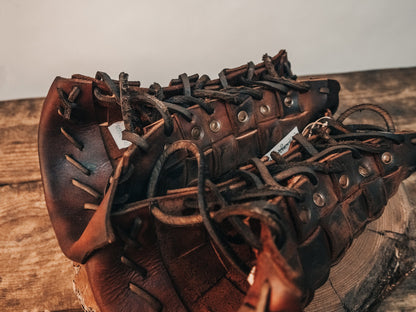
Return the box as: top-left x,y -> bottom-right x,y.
111,119 -> 416,311
39,51 -> 340,264
38,51 -> 343,311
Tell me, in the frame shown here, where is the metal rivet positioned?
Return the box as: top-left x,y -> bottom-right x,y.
339,175 -> 350,189
313,193 -> 326,207
381,152 -> 393,165
358,165 -> 370,177
284,96 -> 294,107
191,126 -> 202,140
260,104 -> 271,115
237,110 -> 249,123
209,120 -> 221,132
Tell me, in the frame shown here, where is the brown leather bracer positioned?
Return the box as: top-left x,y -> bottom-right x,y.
110,104 -> 416,311
38,50 -> 340,264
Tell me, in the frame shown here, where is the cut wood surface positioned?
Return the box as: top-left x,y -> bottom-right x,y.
0,67 -> 416,311
0,98 -> 43,185
306,184 -> 416,311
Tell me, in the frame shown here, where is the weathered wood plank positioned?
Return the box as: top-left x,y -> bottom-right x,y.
0,98 -> 44,128
0,181 -> 80,311
312,67 -> 416,130
0,98 -> 44,185
0,125 -> 40,185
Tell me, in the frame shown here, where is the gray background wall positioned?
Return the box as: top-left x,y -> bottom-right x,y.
0,0 -> 415,101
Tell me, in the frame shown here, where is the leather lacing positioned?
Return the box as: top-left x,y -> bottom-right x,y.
55,54 -> 312,310
56,79 -> 404,305
56,86 -> 104,199
56,85 -> 162,310
55,54 -> 306,199
91,54 -> 310,153
143,103 -> 405,275
55,61 -> 408,309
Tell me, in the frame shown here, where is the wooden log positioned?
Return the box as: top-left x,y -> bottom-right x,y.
304,67 -> 416,311
306,184 -> 416,311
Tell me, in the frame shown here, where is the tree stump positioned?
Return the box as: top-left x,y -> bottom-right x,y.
307,184 -> 416,311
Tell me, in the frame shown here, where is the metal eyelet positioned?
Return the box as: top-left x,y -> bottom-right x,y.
284,96 -> 294,107
191,126 -> 203,140
381,152 -> 393,165
237,110 -> 249,123
209,120 -> 221,132
339,175 -> 350,189
313,192 -> 326,207
259,104 -> 270,115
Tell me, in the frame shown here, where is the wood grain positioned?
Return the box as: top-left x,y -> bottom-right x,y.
306,185 -> 416,311
0,182 -> 80,312
0,98 -> 43,185
0,67 -> 415,311
306,67 -> 416,311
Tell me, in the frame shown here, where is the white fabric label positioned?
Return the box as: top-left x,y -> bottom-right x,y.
108,121 -> 132,149
263,127 -> 299,158
247,266 -> 256,286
